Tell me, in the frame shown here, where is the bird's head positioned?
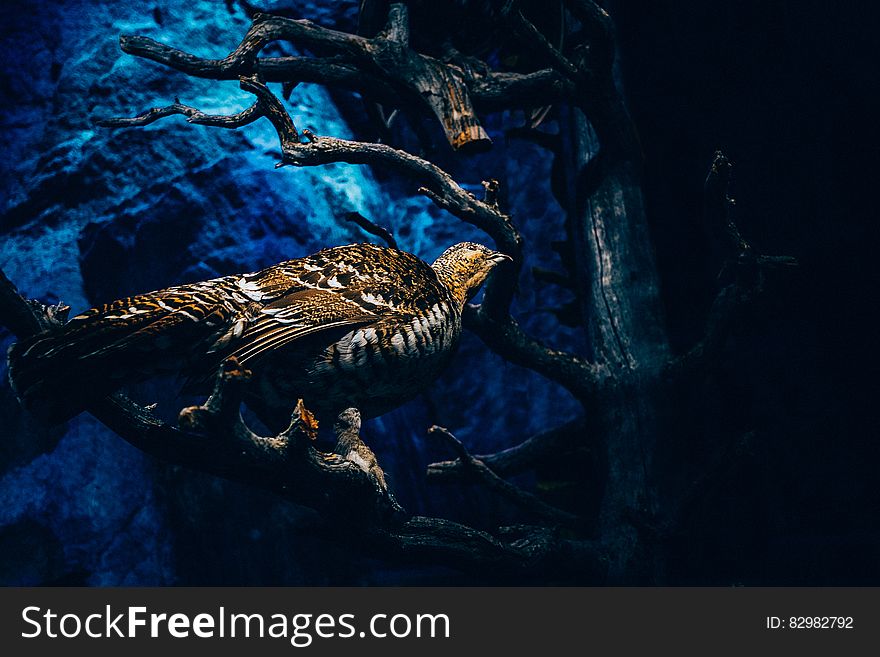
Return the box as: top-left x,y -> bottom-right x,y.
431,242 -> 512,306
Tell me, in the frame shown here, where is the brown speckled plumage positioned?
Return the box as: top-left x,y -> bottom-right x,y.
8,242 -> 508,428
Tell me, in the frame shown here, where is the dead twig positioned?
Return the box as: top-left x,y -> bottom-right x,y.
428,425 -> 581,528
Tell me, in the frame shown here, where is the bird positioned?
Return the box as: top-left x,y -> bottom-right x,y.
8,242 -> 510,430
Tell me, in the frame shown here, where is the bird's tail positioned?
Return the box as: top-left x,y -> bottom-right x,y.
7,297 -> 189,425
8,333 -> 121,425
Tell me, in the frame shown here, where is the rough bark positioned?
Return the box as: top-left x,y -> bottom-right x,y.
565,114 -> 667,580
116,4 -> 493,151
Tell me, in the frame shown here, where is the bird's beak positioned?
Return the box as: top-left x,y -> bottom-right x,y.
489,252 -> 513,266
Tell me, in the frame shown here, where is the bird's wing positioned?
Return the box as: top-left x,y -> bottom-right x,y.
235,244 -> 440,314
228,287 -> 381,366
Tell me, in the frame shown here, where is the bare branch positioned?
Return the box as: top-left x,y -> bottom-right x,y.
564,0 -> 614,33
670,282 -> 755,379
703,150 -> 750,257
383,517 -> 603,580
260,55 -> 401,101
119,14 -> 368,76
464,304 -> 603,402
100,75 -> 301,142
388,513 -> 603,579
670,151 -> 798,376
428,416 -> 586,480
427,426 -> 581,527
237,74 -> 301,146
284,134 -> 518,249
344,211 -> 398,249
500,1 -> 584,84
204,75 -> 519,253
0,270 -> 68,336
97,99 -> 263,129
116,9 -> 492,151
116,7 -> 576,112
563,0 -> 614,67
481,179 -> 500,211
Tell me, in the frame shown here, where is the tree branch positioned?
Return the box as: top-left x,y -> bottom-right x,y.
381,2 -> 410,46
96,99 -> 264,129
427,426 -> 581,527
563,0 -> 614,68
343,211 -> 398,249
0,270 -> 69,337
464,304 -> 603,402
670,151 -> 798,376
119,13 -> 369,75
703,150 -> 750,258
117,7 -> 494,151
427,416 -> 586,481
500,1 -> 585,85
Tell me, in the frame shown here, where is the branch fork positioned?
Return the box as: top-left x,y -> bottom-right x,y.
671,150 -> 799,377
428,425 -> 580,527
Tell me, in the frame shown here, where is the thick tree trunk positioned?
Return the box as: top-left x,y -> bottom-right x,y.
565,99 -> 670,581
569,106 -> 667,369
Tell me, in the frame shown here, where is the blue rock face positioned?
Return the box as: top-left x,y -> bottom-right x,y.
0,0 -> 579,583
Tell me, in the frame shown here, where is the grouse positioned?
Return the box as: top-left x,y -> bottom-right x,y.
8,242 -> 510,430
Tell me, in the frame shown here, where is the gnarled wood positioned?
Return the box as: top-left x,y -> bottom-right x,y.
116,3 -> 490,150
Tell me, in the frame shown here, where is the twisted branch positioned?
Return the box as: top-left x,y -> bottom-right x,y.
670,151 -> 798,376
463,305 -> 604,401
427,416 -> 586,481
116,5 -> 496,151
343,211 -> 398,249
120,37 -> 569,112
97,99 -> 263,129
428,426 -> 581,527
500,1 -> 584,85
